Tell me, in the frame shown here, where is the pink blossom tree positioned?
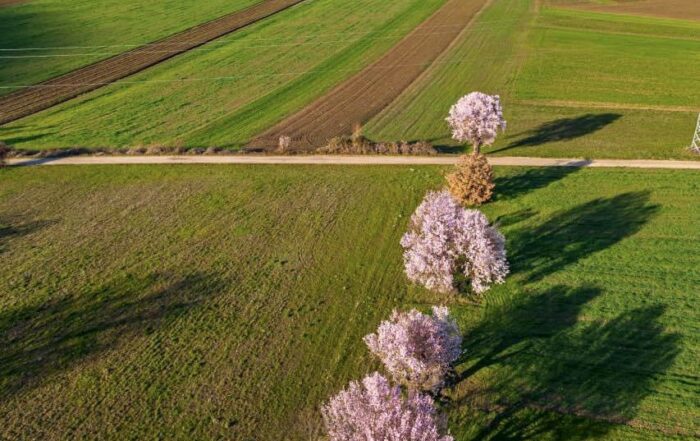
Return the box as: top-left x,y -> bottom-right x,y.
364,306 -> 462,392
401,190 -> 509,294
322,372 -> 453,441
446,92 -> 506,154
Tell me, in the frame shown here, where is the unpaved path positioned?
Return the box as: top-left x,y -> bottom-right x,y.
8,155 -> 700,169
0,0 -> 306,125
248,0 -> 490,151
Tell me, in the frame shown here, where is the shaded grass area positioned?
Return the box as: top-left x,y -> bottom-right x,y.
483,104 -> 698,159
0,164 -> 698,439
366,0 -> 700,159
0,0 -> 446,150
0,0 -> 261,94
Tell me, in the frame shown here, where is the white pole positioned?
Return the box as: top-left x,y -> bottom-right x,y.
691,113 -> 700,154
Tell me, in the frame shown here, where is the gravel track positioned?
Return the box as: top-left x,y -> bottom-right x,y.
8,155 -> 700,169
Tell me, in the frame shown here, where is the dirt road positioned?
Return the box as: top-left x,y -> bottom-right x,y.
8,155 -> 700,169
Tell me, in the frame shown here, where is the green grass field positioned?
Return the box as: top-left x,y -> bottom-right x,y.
1,164 -> 698,439
0,0 -> 447,149
365,0 -> 700,159
3,0 -> 699,159
0,0 -> 261,94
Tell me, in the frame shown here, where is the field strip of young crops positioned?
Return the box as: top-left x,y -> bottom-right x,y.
365,0 -> 535,146
0,0 -> 263,94
247,0 -> 490,150
0,0 -> 450,150
0,164 -> 698,439
365,0 -> 700,160
0,0 -> 307,125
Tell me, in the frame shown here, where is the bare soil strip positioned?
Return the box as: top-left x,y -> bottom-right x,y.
0,0 -> 306,125
248,0 -> 490,151
563,0 -> 700,21
8,155 -> 700,169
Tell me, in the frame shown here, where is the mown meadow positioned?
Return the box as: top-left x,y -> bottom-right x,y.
1,164 -> 697,439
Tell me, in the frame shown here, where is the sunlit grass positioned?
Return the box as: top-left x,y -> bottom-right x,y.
1,164 -> 697,439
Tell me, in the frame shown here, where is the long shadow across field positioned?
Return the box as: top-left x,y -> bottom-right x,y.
0,215 -> 57,254
451,285 -> 680,440
490,113 -> 621,154
493,166 -> 582,202
0,272 -> 222,398
510,191 -> 659,282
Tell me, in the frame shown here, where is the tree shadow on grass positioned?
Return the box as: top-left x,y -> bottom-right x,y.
0,271 -> 222,399
510,191 -> 659,283
490,113 -> 622,154
450,285 -> 680,440
493,166 -> 583,202
0,215 -> 57,253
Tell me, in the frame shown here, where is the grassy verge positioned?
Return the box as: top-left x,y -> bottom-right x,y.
0,0 -> 446,150
1,164 -> 698,439
0,0 -> 261,93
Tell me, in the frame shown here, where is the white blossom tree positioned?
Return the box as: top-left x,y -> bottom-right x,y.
322,372 -> 453,441
364,306 -> 462,392
401,190 -> 509,294
446,92 -> 506,154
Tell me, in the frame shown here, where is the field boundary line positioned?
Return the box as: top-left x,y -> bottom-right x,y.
0,0 -> 308,125
513,99 -> 700,113
8,155 -> 700,169
535,23 -> 700,43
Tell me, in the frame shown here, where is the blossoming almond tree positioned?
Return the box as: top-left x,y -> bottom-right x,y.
445,92 -> 506,205
446,92 -> 506,154
401,190 -> 509,294
322,372 -> 453,441
364,306 -> 462,392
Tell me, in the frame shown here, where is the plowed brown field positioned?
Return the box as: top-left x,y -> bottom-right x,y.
0,0 -> 306,125
248,0 -> 489,151
564,0 -> 700,21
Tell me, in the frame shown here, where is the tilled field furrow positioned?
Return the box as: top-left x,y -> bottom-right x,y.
0,0 -> 306,125
248,0 -> 489,151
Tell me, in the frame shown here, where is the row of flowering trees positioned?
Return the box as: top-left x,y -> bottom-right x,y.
322,92 -> 509,440
323,307 -> 462,440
